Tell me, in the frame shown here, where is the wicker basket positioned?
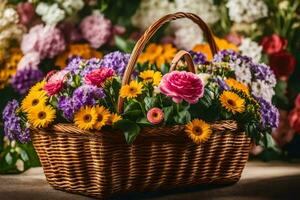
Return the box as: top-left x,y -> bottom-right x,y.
31,12 -> 252,199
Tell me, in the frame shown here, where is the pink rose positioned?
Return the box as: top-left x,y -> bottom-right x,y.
85,67 -> 115,86
289,108 -> 300,133
44,70 -> 68,96
159,71 -> 204,104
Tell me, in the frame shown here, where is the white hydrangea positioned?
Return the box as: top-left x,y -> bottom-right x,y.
239,38 -> 262,62
226,0 -> 268,23
55,0 -> 84,15
233,63 -> 252,85
251,80 -> 275,102
172,0 -> 220,49
0,7 -> 19,28
131,0 -> 175,30
36,3 -> 66,25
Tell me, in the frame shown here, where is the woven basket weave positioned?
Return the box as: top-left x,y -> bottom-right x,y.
31,12 -> 251,199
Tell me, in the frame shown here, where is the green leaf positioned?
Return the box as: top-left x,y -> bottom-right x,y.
144,97 -> 156,111
162,106 -> 173,123
136,117 -> 152,126
174,110 -> 191,124
113,119 -> 141,144
5,152 -> 13,166
123,109 -> 143,120
115,36 -> 135,53
160,64 -> 170,75
20,149 -> 29,162
124,101 -> 140,113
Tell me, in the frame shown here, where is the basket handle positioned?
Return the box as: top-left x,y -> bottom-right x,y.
170,50 -> 196,73
117,12 -> 219,113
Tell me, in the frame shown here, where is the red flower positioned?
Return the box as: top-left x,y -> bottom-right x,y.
289,108 -> 300,133
261,34 -> 287,54
84,67 -> 115,87
295,94 -> 300,109
269,51 -> 296,79
44,70 -> 68,96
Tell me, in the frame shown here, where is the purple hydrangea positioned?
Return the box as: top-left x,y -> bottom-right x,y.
213,49 -> 239,63
2,100 -> 30,143
256,96 -> 279,129
65,56 -> 84,74
101,51 -> 130,76
250,63 -> 276,86
189,51 -> 207,65
80,58 -> 102,76
11,68 -> 44,95
58,85 -> 106,120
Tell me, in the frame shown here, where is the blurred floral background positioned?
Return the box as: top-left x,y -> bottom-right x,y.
0,0 -> 299,173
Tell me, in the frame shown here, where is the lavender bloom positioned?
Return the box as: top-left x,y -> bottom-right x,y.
189,50 -> 207,65
80,58 -> 102,76
256,96 -> 279,129
2,100 -> 30,143
215,77 -> 230,91
250,63 -> 276,86
58,85 -> 106,120
65,56 -> 84,74
11,68 -> 44,95
101,51 -> 130,76
213,49 -> 239,63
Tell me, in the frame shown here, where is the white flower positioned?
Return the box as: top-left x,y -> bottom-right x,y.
198,73 -> 211,85
15,159 -> 25,172
251,80 -> 275,102
36,3 -> 66,25
233,63 -> 252,85
239,38 -> 262,62
0,7 -> 19,28
55,0 -> 84,15
226,0 -> 268,23
174,25 -> 204,49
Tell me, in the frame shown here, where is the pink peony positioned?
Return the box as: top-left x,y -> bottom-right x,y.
159,71 -> 204,104
17,52 -> 40,70
147,107 -> 164,125
80,12 -> 112,48
44,70 -> 68,96
16,2 -> 35,26
21,24 -> 66,59
84,67 -> 115,86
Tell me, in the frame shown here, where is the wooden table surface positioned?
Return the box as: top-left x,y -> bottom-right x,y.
1,161 -> 300,200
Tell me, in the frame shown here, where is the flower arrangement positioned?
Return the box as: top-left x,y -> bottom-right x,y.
3,45 -> 278,147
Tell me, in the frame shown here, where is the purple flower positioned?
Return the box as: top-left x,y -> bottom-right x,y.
58,85 -> 106,120
213,49 -> 239,63
11,68 -> 44,95
250,63 -> 276,86
101,51 -> 130,76
65,56 -> 84,74
189,50 -> 206,65
256,96 -> 279,129
80,58 -> 102,76
215,78 -> 230,91
2,100 -> 30,143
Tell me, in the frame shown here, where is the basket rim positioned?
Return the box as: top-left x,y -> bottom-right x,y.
30,120 -> 239,138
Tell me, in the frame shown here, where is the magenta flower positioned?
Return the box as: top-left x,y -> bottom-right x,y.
84,67 -> 115,87
44,70 -> 68,96
159,71 -> 204,104
80,12 -> 112,48
147,107 -> 164,125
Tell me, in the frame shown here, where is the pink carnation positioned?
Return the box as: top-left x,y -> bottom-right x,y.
85,67 -> 115,86
17,52 -> 40,70
44,70 -> 68,96
147,107 -> 164,125
80,13 -> 112,48
21,24 -> 66,59
159,71 -> 204,104
16,2 -> 35,26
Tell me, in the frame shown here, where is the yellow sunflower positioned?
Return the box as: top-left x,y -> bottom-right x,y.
139,70 -> 162,86
74,106 -> 97,130
27,105 -> 56,128
108,113 -> 122,125
94,105 -> 110,130
220,91 -> 245,114
21,91 -> 48,112
185,119 -> 212,144
120,80 -> 143,99
29,80 -> 47,95
225,78 -> 249,95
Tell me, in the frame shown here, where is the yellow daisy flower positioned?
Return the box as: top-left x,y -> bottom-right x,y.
74,106 -> 97,130
108,113 -> 122,125
27,105 -> 56,128
220,91 -> 245,114
120,80 -> 143,99
139,70 -> 162,86
94,105 -> 110,130
185,119 -> 212,144
21,91 -> 48,113
29,80 -> 47,95
225,78 -> 249,95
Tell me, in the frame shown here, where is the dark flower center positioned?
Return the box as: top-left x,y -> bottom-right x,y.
227,99 -> 236,107
84,114 -> 92,123
129,87 -> 136,93
38,111 -> 46,119
193,127 -> 202,135
32,99 -> 39,106
97,114 -> 103,122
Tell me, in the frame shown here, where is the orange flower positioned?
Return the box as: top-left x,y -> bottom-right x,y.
193,37 -> 238,61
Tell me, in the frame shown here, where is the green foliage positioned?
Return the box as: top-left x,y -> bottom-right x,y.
113,119 -> 141,144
